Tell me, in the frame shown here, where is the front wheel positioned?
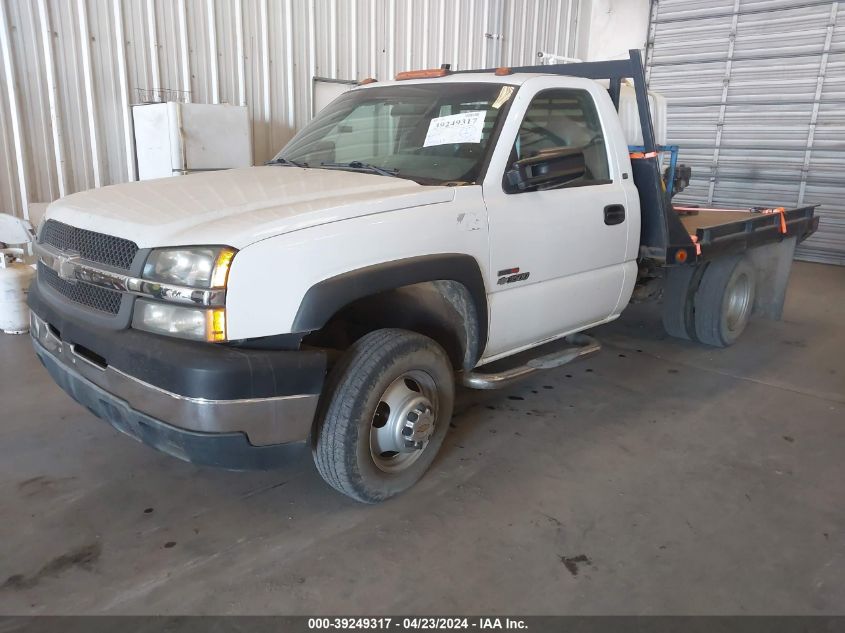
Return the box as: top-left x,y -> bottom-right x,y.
313,329 -> 455,503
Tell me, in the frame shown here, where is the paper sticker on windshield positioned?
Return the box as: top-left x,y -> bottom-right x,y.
423,111 -> 486,147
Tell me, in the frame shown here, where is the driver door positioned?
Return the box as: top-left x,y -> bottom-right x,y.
482,81 -> 636,360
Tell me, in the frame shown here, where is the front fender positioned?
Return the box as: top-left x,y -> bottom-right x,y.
292,254 -> 488,352
224,190 -> 490,341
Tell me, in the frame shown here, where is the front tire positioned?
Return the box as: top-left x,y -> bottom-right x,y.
313,329 -> 455,503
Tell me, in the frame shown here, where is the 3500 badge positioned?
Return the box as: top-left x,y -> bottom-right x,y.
497,267 -> 530,285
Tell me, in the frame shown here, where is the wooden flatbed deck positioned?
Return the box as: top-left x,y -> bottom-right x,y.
680,210 -> 754,234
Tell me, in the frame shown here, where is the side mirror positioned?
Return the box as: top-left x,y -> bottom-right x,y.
505,147 -> 586,192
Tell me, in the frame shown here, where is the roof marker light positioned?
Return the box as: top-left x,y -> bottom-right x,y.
395,68 -> 449,81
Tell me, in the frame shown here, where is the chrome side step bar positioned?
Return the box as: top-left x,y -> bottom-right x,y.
460,333 -> 601,390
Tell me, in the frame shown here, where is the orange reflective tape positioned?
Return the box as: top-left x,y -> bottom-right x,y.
629,151 -> 658,159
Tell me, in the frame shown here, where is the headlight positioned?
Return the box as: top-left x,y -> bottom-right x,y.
132,299 -> 227,342
142,246 -> 236,288
134,246 -> 234,342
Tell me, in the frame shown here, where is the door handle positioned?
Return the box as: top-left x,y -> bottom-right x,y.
604,204 -> 626,225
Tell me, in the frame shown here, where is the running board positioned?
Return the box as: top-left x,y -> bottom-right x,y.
460,333 -> 601,390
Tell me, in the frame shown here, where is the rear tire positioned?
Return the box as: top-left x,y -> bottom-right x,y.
313,329 -> 454,503
693,255 -> 756,347
661,264 -> 698,341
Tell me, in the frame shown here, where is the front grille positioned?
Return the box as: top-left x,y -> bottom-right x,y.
38,263 -> 122,315
40,220 -> 138,271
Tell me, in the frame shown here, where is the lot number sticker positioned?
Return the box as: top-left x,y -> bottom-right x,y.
423,111 -> 486,147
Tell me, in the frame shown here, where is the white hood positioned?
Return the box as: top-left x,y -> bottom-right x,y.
44,166 -> 455,249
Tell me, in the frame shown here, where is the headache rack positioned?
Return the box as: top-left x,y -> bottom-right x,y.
453,50 -> 818,267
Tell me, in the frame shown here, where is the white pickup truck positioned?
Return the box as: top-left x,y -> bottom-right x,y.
29,52 -> 817,502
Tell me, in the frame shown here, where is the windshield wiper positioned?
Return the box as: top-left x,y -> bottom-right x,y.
266,157 -> 307,168
319,161 -> 399,178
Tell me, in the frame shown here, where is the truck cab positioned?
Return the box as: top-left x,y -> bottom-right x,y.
28,53 -> 816,503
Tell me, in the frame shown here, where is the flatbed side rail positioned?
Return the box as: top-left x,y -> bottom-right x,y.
693,206 -> 819,261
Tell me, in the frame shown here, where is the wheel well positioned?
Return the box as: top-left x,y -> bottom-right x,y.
301,280 -> 482,371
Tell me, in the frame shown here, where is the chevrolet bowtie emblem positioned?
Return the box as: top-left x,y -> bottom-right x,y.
54,253 -> 81,283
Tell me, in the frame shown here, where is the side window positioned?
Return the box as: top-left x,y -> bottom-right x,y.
504,89 -> 610,193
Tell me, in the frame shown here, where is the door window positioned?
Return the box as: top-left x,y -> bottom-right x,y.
504,89 -> 611,193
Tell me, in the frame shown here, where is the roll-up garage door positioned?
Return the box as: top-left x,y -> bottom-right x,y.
646,0 -> 845,265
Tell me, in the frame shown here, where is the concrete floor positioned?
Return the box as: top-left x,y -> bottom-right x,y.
0,261 -> 843,615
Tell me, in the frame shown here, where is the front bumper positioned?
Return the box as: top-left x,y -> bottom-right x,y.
29,292 -> 327,470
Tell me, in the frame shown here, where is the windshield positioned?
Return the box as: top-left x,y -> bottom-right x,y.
276,82 -> 517,185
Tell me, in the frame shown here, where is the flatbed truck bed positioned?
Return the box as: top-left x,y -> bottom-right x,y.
678,205 -> 819,261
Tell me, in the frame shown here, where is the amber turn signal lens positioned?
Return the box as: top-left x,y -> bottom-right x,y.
675,249 -> 688,263
210,248 -> 236,288
206,308 -> 227,342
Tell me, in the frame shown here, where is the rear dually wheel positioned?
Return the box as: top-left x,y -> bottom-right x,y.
693,255 -> 757,347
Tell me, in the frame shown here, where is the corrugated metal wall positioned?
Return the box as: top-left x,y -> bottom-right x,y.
0,0 -> 580,220
646,0 -> 845,265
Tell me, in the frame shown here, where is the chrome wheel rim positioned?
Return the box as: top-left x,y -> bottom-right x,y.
725,272 -> 752,331
369,371 -> 438,473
